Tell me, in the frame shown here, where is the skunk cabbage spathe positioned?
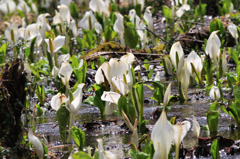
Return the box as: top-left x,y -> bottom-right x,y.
151,83 -> 174,159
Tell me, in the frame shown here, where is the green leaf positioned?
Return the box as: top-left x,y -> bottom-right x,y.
104,24 -> 117,42
29,37 -> 37,63
72,151 -> 93,159
83,84 -> 106,118
128,91 -> 136,125
118,95 -> 128,116
233,85 -> 240,102
207,111 -> 219,137
147,68 -> 154,80
202,125 -> 209,131
129,143 -> 150,159
211,139 -> 220,159
124,22 -> 139,49
162,5 -> 173,24
71,126 -> 85,150
228,48 -> 238,64
0,42 -> 8,64
143,59 -> 150,71
56,105 -> 70,143
41,141 -> 48,159
135,4 -> 141,17
209,102 -> 218,111
149,81 -> 165,104
70,2 -> 79,19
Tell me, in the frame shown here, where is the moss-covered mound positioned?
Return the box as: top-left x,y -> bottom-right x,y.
83,41 -> 124,60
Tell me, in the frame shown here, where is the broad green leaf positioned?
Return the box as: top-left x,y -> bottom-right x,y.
29,37 -> 37,63
207,111 -> 219,137
162,5 -> 173,24
71,126 -> 85,150
70,2 -> 79,19
104,25 -> 117,42
129,143 -> 150,159
209,101 -> 218,111
233,85 -> 240,102
56,105 -> 70,143
143,59 -> 150,71
83,84 -> 106,118
135,4 -> 141,17
73,151 -> 93,159
124,22 -> 139,49
0,42 -> 8,64
228,48 -> 238,64
147,68 -> 154,80
118,95 -> 128,116
211,139 -> 220,159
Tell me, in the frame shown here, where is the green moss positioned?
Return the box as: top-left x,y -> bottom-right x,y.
152,44 -> 165,53
83,41 -> 124,60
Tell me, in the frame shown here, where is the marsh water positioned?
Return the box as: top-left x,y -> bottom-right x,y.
33,67 -> 240,158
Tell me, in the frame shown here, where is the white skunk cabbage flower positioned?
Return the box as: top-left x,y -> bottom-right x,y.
60,0 -> 72,7
129,9 -> 140,28
58,61 -> 73,90
176,4 -> 190,18
69,19 -> 78,39
114,12 -> 125,46
186,51 -> 203,78
101,91 -> 121,105
80,11 -> 97,30
144,7 -> 155,45
165,56 -> 173,75
163,83 -> 171,107
95,58 -> 128,86
120,52 -> 135,90
228,23 -> 238,42
209,86 -> 220,100
173,121 -> 191,159
17,0 -> 30,13
58,54 -> 70,68
132,119 -> 138,147
25,23 -> 43,47
154,72 -> 161,81
5,22 -> 18,45
50,84 -> 85,129
68,83 -> 85,117
205,31 -> 221,67
89,0 -> 105,14
51,93 -> 68,111
37,13 -> 51,40
180,60 -> 190,100
112,76 -> 129,95
192,115 -> 200,142
28,129 -> 44,159
58,4 -> 71,24
18,27 -> 25,39
45,35 -> 65,53
170,42 -> 184,75
151,83 -> 174,159
52,65 -> 59,79
0,0 -> 16,14
137,21 -> 148,49
30,0 -> 38,16
95,22 -> 103,34
97,138 -> 116,159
